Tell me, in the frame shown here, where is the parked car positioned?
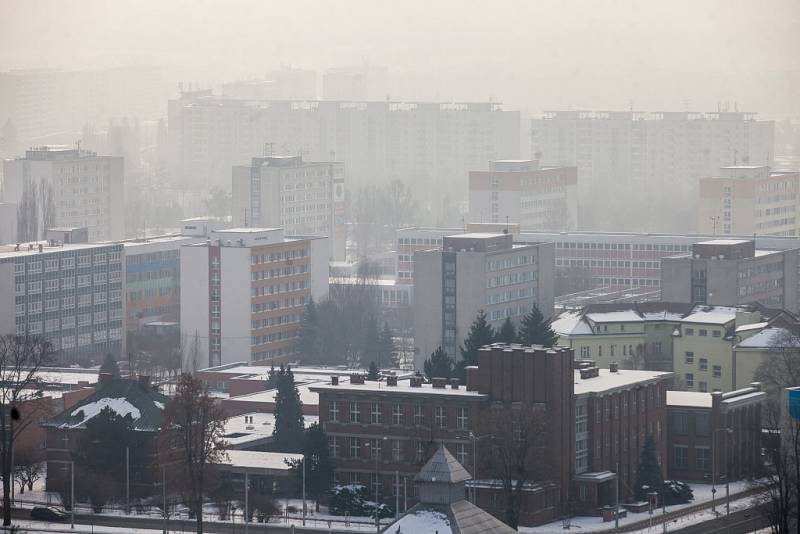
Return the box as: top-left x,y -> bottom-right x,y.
30,506 -> 68,522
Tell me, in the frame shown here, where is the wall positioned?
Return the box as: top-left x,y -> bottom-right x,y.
179,245 -> 210,370
412,250 -> 443,369
220,246 -> 250,366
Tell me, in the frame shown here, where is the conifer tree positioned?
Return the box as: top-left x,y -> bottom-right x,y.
497,317 -> 517,344
288,423 -> 335,512
458,310 -> 495,376
272,366 -> 305,453
518,304 -> 558,347
378,322 -> 397,367
633,434 -> 664,501
424,347 -> 455,381
99,353 -> 121,379
367,361 -> 380,381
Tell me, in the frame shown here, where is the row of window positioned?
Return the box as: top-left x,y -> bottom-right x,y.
556,242 -> 690,252
251,280 -> 309,297
329,436 -> 469,466
673,445 -> 711,470
328,400 -> 469,429
250,264 -> 308,280
250,249 -> 308,265
15,251 -> 120,274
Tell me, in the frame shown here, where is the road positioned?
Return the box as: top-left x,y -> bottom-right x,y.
669,508 -> 769,534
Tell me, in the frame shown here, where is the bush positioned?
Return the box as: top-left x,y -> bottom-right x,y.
662,480 -> 694,505
328,484 -> 393,518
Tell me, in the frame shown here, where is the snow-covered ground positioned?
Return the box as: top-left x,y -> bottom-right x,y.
9,520 -> 164,533
520,481 -> 754,533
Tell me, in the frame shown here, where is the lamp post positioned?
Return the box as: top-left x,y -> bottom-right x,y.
302,454 -> 306,526
468,432 -> 493,504
712,428 -> 733,517
125,446 -> 130,515
364,437 -> 387,534
244,472 -> 249,534
70,460 -> 75,530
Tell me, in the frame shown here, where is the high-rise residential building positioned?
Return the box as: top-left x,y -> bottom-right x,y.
697,166 -> 800,237
468,160 -> 578,230
0,240 -> 124,362
396,225 -> 800,292
661,239 -> 800,313
0,203 -> 16,245
180,228 -> 329,370
167,92 -> 519,195
2,146 -> 124,242
531,111 -> 775,231
232,156 -> 346,261
412,232 -> 554,365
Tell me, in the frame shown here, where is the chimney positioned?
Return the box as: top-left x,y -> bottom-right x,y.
450,378 -> 460,390
99,372 -> 113,385
386,375 -> 398,386
465,366 -> 479,391
138,375 -> 151,389
331,376 -> 339,386
410,376 -> 423,388
432,377 -> 447,389
38,243 -> 43,253
350,373 -> 365,385
610,362 -> 619,373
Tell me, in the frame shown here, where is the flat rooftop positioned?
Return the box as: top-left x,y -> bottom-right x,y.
666,391 -> 713,408
574,368 -> 671,396
311,379 -> 487,398
0,241 -> 117,260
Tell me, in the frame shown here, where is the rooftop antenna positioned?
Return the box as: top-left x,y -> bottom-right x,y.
505,215 -> 509,234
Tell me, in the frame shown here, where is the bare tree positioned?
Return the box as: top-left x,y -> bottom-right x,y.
13,446 -> 43,494
0,335 -> 54,526
753,330 -> 800,398
159,374 -> 228,534
475,404 -> 552,529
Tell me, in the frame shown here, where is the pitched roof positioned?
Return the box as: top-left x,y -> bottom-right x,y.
43,378 -> 169,431
415,445 -> 472,484
388,501 -> 517,534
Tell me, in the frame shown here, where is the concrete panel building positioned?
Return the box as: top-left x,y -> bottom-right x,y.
232,156 -> 345,260
661,239 -> 800,313
180,228 -> 328,370
2,146 -> 124,242
412,233 -> 554,366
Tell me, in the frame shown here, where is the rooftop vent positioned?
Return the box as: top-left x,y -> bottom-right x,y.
350,374 -> 365,385
410,376 -> 423,388
579,367 -> 600,380
330,376 -> 339,386
450,378 -> 460,390
432,377 -> 447,389
386,375 -> 398,386
610,362 -> 619,373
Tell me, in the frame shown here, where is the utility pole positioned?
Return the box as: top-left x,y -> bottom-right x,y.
244,472 -> 249,534
302,456 -> 306,526
70,460 -> 75,530
614,463 -> 619,531
162,465 -> 167,534
126,446 -> 130,515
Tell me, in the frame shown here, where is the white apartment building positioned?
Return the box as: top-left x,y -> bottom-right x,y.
530,111 -> 775,231
180,228 -> 329,370
412,232 -> 554,366
698,166 -> 800,237
232,156 -> 346,261
167,93 -> 520,195
0,240 -> 124,362
2,146 -> 124,242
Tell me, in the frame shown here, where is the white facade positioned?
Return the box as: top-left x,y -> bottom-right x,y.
2,146 -> 124,242
180,228 -> 329,370
231,156 -> 346,260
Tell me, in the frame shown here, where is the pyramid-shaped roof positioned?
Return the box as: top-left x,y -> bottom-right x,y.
415,444 -> 472,484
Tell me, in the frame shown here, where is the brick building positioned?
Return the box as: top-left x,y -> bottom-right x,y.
666,384 -> 765,483
311,344 -> 671,526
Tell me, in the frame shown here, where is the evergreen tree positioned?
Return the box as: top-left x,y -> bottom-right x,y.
497,317 -> 517,344
367,361 -> 380,381
633,434 -> 664,501
272,366 -> 305,453
297,299 -> 320,362
378,322 -> 397,368
288,423 -> 335,512
458,310 -> 495,376
518,304 -> 558,347
99,353 -> 121,379
424,347 -> 455,380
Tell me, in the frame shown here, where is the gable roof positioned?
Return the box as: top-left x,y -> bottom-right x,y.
43,378 -> 169,432
415,445 -> 471,484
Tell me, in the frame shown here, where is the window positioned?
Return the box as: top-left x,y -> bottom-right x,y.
328,401 -> 339,422
329,436 -> 339,457
685,352 -> 694,364
673,445 -> 689,469
435,406 -> 446,428
350,437 -> 361,458
699,381 -> 708,392
696,447 -> 711,470
370,438 -> 382,460
392,440 -> 402,462
699,329 -> 708,337
456,407 -> 469,430
685,328 -> 694,336
371,402 -> 382,424
350,402 -> 361,423
416,441 -> 425,462
672,412 -> 689,435
712,330 -> 721,338
414,404 -> 424,426
685,373 -> 694,388
456,443 -> 467,465
392,404 -> 403,425
713,365 -> 722,378
699,358 -> 708,371
695,413 -> 711,436
580,346 -> 589,359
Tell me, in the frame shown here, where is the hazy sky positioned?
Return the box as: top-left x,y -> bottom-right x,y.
2,0 -> 799,115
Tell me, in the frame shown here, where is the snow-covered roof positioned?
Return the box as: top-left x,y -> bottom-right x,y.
574,368 -> 671,395
389,510 -> 454,534
219,450 -> 303,474
222,412 -> 318,448
681,306 -> 739,325
667,391 -> 713,408
225,385 -> 320,406
735,321 -> 769,333
736,327 -> 800,349
585,310 -> 643,323
416,445 -> 472,484
551,311 -> 593,336
310,380 -> 486,397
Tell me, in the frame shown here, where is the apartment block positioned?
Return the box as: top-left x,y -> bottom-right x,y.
2,146 -> 124,241
468,160 -> 578,230
531,110 -> 774,231
661,239 -> 800,313
167,93 -> 520,194
667,385 -> 764,482
180,228 -> 328,369
232,156 -> 346,260
698,166 -> 800,237
412,233 -> 554,365
396,225 -> 800,291
0,240 -> 124,362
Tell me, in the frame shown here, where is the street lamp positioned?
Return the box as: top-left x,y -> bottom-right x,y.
711,427 -> 733,516
364,437 -> 388,534
468,432 -> 493,504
